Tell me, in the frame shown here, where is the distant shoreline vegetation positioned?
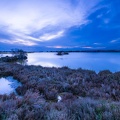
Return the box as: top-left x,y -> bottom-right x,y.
0,49 -> 27,62
1,49 -> 120,54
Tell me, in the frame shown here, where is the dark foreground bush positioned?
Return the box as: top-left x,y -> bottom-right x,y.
0,95 -> 120,120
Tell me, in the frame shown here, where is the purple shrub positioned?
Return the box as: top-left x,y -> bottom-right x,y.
44,90 -> 58,101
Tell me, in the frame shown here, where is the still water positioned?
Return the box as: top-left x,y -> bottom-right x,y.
27,52 -> 120,73
0,77 -> 21,95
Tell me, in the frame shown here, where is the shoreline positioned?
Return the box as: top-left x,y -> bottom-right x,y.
1,50 -> 120,54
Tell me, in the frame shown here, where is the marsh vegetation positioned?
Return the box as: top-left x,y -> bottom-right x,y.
0,61 -> 120,120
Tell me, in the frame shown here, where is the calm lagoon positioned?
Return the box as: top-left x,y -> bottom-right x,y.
27,52 -> 120,73
1,52 -> 120,72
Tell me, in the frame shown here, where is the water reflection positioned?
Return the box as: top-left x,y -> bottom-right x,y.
0,77 -> 21,95
1,52 -> 120,72
27,52 -> 120,72
27,53 -> 60,67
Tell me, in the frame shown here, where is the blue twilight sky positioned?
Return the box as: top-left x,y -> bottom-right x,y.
0,0 -> 120,51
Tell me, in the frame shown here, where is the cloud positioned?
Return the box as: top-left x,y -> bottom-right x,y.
104,18 -> 110,24
0,0 -> 101,46
46,45 -> 79,49
0,39 -> 37,46
40,30 -> 64,41
93,43 -> 101,45
110,38 -> 120,43
82,46 -> 93,49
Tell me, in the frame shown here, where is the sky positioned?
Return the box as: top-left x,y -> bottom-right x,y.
0,0 -> 120,51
